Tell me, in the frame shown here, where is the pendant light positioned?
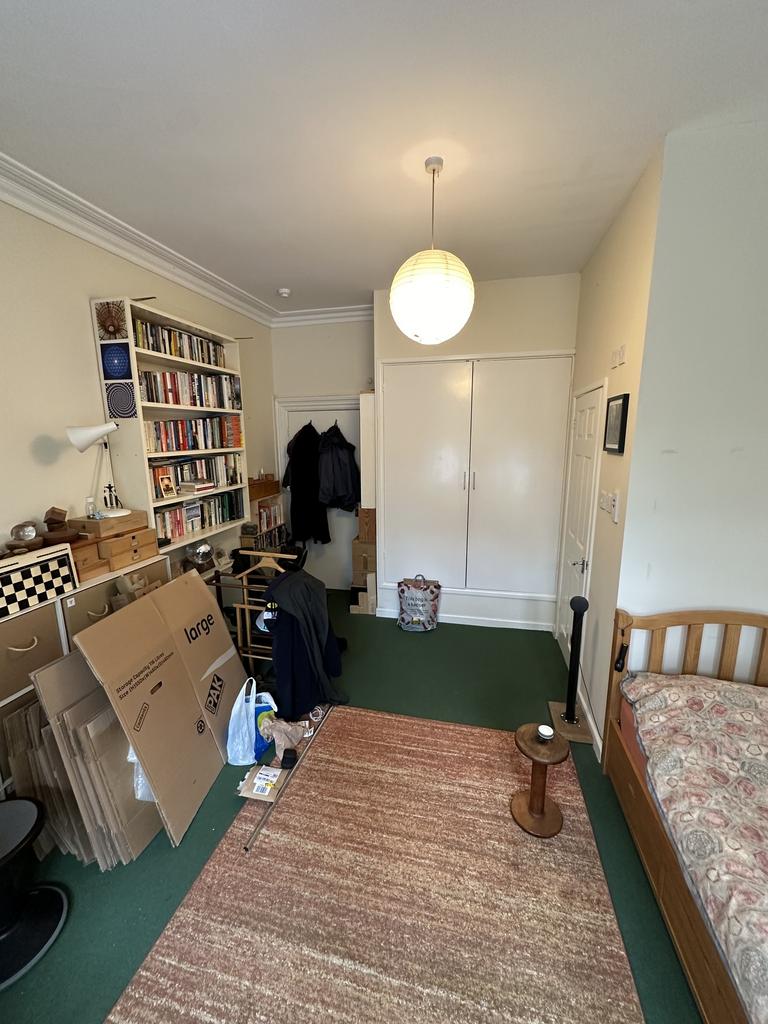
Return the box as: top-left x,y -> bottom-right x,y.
389,156 -> 474,346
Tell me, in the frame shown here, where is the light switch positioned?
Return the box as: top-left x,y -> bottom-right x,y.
618,344 -> 626,365
609,491 -> 620,524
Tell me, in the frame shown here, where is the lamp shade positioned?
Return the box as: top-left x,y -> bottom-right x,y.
66,421 -> 118,453
389,248 -> 474,345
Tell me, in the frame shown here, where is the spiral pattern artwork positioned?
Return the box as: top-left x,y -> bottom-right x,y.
106,381 -> 137,419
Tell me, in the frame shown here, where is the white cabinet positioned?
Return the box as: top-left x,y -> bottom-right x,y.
359,392 -> 377,508
381,360 -> 473,588
466,357 -> 572,593
380,356 -> 571,628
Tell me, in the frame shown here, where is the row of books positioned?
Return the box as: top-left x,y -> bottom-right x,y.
144,415 -> 242,453
155,491 -> 244,545
150,454 -> 243,500
134,318 -> 226,368
139,369 -> 241,410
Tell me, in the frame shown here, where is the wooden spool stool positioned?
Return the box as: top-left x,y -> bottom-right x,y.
510,723 -> 570,838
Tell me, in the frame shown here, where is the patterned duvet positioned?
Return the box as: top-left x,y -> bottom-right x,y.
622,672 -> 768,1024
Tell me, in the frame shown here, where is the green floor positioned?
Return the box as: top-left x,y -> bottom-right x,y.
1,592 -> 701,1024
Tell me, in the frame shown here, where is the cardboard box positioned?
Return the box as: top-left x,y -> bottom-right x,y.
104,543 -> 158,572
74,572 -> 246,845
69,510 -> 148,539
357,508 -> 376,544
352,539 -> 376,576
238,764 -> 288,803
97,528 -> 157,559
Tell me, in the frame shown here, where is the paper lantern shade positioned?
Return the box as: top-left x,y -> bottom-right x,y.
389,249 -> 474,346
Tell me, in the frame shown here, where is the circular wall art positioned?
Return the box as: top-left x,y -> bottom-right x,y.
94,300 -> 128,340
105,381 -> 137,419
101,342 -> 131,380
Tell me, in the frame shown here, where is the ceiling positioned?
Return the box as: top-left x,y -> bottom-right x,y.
1,1 -> 767,316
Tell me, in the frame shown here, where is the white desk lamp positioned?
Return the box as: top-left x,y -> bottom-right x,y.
66,421 -> 132,518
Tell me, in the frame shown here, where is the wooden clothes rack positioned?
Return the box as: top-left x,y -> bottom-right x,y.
207,550 -> 298,664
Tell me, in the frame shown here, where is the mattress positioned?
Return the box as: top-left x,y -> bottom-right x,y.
621,672 -> 768,1024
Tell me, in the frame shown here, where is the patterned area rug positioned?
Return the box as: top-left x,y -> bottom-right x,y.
108,708 -> 643,1024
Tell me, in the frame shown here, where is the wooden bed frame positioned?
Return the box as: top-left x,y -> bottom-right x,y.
602,607 -> 768,1024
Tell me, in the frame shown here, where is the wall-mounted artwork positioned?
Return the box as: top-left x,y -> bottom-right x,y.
94,299 -> 128,340
101,342 -> 131,380
105,381 -> 137,419
604,393 -> 630,454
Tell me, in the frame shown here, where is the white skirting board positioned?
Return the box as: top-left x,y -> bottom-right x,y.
376,582 -> 556,631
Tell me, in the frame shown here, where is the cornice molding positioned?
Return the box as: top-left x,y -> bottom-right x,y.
0,151 -> 373,329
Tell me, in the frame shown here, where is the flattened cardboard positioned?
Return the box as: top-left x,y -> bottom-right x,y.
75,589 -> 224,846
150,572 -> 246,759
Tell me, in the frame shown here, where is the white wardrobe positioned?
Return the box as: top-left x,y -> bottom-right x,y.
378,355 -> 572,629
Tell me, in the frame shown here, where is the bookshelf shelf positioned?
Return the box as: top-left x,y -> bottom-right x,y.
146,447 -> 244,459
158,518 -> 249,554
135,348 -> 241,377
152,483 -> 246,509
142,402 -> 243,416
90,296 -> 250,555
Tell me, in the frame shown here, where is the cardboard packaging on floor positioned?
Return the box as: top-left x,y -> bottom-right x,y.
75,571 -> 247,846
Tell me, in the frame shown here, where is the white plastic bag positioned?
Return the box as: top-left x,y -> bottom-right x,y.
127,745 -> 155,802
226,678 -> 277,765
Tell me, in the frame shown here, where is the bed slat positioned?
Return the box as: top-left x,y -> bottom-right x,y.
718,624 -> 741,681
683,624 -> 704,674
648,629 -> 667,673
756,630 -> 768,686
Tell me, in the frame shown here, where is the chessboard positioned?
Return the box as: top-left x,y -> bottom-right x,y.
0,546 -> 79,620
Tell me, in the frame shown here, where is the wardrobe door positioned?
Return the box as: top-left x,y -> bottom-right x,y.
466,357 -> 571,594
382,361 -> 472,588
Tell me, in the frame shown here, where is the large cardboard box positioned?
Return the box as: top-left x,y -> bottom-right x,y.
74,572 -> 246,845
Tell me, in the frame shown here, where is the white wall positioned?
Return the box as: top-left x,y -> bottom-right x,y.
0,200 -> 274,546
271,320 -> 373,397
374,273 -> 580,361
571,152 -> 663,735
619,122 -> 768,615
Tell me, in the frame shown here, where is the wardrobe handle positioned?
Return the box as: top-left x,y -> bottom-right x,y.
472,472 -> 476,490
462,471 -> 467,491
8,636 -> 38,654
87,603 -> 110,620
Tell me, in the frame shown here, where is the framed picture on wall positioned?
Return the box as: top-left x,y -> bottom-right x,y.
604,393 -> 630,454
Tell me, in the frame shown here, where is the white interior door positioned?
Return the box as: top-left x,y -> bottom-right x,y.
466,357 -> 572,594
381,361 -> 472,588
277,401 -> 360,590
556,385 -> 602,660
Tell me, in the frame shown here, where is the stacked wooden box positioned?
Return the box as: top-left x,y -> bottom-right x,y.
69,511 -> 158,581
350,508 -> 376,614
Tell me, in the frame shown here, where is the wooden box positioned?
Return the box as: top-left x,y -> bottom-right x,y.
70,537 -> 103,571
248,477 -> 279,501
97,528 -> 157,560
70,510 -> 148,539
105,543 -> 158,572
356,508 -> 376,544
77,559 -> 111,582
352,540 -> 376,575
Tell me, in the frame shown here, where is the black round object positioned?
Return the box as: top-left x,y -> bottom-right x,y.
0,885 -> 68,991
570,595 -> 589,613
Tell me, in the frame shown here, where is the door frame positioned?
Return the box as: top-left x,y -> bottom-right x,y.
376,350 -> 575,627
273,393 -> 361,480
553,378 -> 607,653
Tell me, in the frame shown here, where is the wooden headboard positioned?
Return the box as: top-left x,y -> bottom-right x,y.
603,607 -> 768,749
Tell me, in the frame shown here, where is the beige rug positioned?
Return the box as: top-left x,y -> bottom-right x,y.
108,707 -> 643,1024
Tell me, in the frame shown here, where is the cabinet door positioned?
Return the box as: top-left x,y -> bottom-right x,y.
382,361 -> 472,588
466,357 -> 571,594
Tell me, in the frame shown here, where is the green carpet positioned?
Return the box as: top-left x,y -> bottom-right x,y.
0,591 -> 701,1024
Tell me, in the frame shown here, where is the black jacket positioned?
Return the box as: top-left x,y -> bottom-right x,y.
318,424 -> 361,512
282,423 -> 330,544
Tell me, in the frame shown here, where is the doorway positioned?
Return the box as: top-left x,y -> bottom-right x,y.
274,395 -> 361,590
555,383 -> 604,662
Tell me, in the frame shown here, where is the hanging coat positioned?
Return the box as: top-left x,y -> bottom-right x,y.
318,423 -> 361,512
282,423 -> 330,544
264,569 -> 347,719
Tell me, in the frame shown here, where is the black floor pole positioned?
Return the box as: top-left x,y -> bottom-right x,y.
563,596 -> 589,724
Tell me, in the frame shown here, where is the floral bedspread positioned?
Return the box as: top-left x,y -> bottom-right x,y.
622,672 -> 768,1024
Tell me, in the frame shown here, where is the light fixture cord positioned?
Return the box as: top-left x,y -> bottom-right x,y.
430,169 -> 436,249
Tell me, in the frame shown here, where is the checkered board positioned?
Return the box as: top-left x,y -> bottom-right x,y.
0,551 -> 77,619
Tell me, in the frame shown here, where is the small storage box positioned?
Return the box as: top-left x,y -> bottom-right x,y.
356,508 -> 376,544
104,543 -> 158,572
69,510 -> 148,539
97,528 -> 157,560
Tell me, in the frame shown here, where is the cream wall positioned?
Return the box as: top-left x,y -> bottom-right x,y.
618,122 -> 768,616
571,152 -> 663,737
270,320 -> 374,397
374,274 -> 581,361
0,200 -> 274,546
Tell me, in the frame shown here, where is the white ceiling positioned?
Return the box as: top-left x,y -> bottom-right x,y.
1,1 -> 767,314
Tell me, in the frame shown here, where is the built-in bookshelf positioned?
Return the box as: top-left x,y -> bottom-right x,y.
90,297 -> 249,553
